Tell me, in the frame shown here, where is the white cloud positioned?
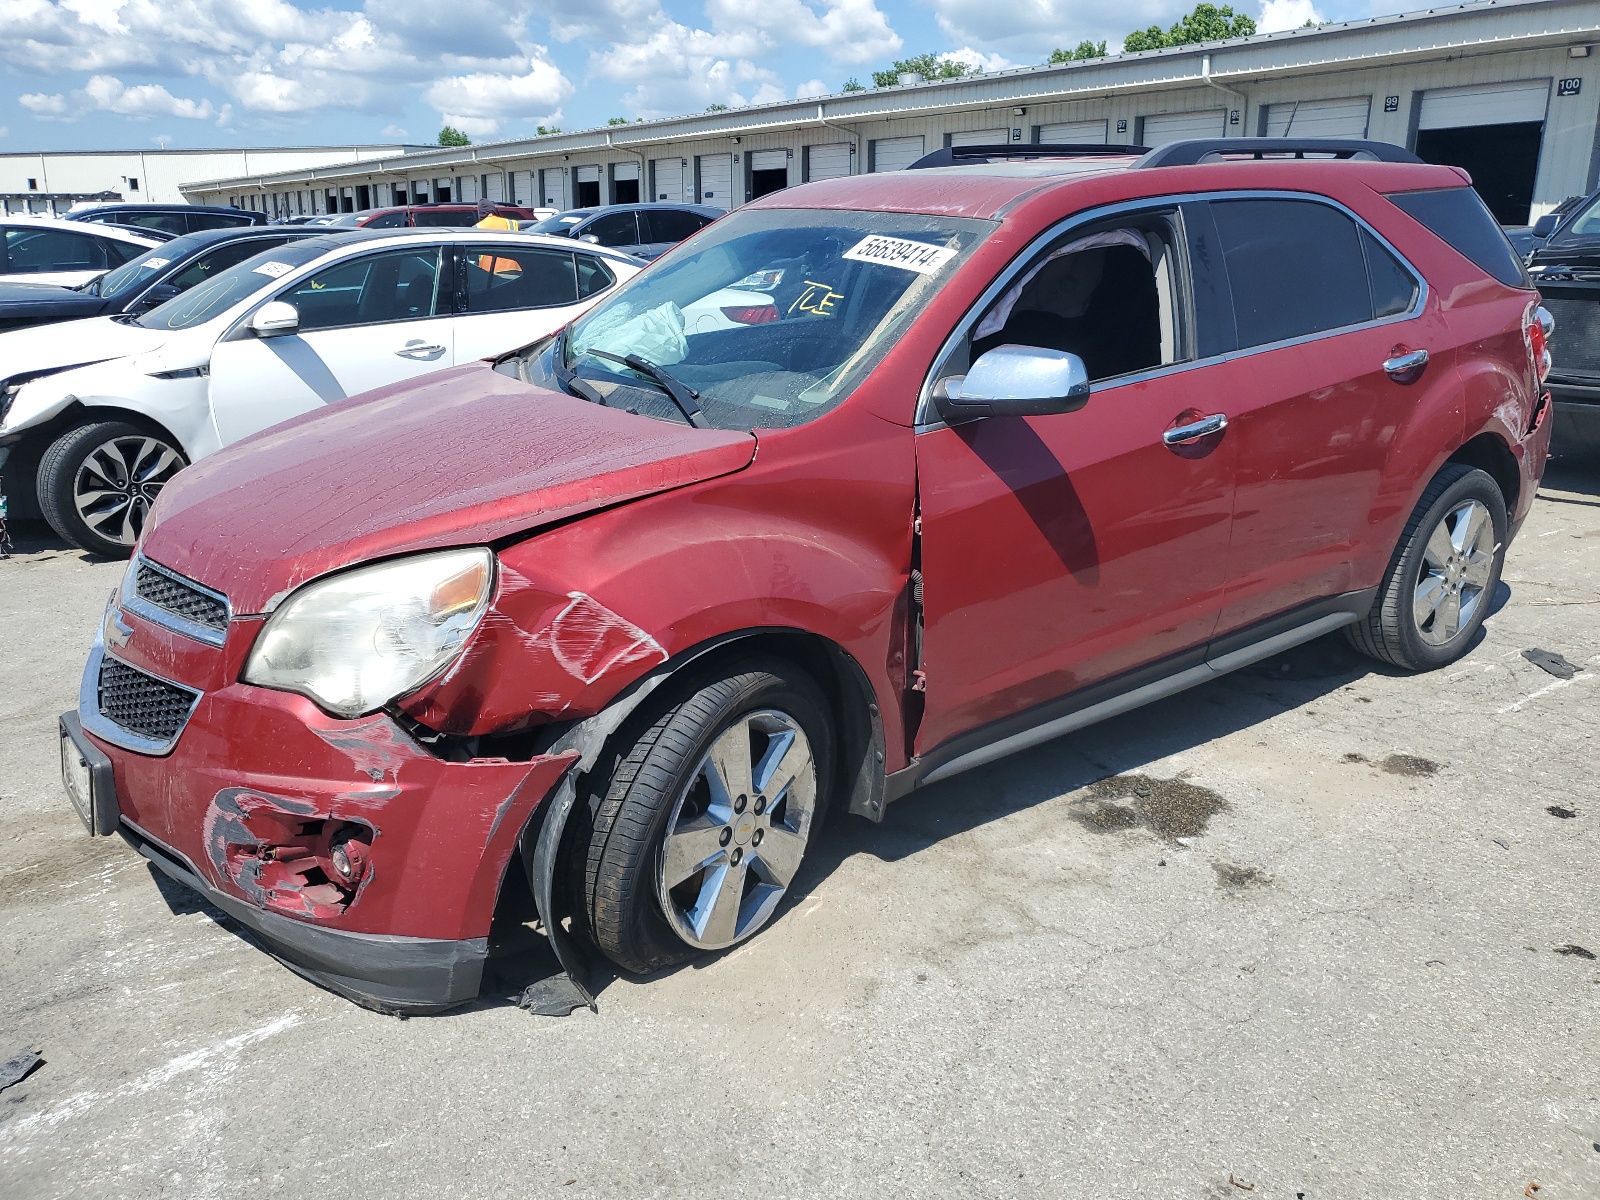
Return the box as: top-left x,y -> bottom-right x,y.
705,0 -> 900,65
0,126 -> 8,138
19,91 -> 69,118
589,21 -> 786,118
928,0 -> 1178,57
1258,0 -> 1322,33
942,46 -> 1021,73
380,123 -> 409,138
83,74 -> 217,119
795,78 -> 830,98
425,50 -> 573,135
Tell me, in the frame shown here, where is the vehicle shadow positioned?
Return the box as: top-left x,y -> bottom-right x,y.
1539,453 -> 1600,503
0,518 -> 117,563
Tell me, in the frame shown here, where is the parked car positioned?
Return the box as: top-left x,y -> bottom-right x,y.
273,215 -> 334,226
57,139 -> 1550,1016
67,203 -> 266,238
0,224 -> 329,334
1502,194 -> 1585,261
325,204 -> 540,230
523,203 -> 721,260
1526,188 -> 1600,456
0,216 -> 161,287
0,229 -> 640,555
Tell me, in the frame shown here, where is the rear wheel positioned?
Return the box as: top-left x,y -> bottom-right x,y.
577,660 -> 834,975
36,420 -> 186,558
1347,464 -> 1507,671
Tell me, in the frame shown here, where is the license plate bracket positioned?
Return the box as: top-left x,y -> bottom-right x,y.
59,712 -> 119,836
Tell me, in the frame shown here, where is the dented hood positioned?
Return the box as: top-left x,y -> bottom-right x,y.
141,362 -> 756,614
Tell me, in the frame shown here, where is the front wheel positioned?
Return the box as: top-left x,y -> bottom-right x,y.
36,421 -> 187,558
1347,464 -> 1508,671
577,660 -> 834,975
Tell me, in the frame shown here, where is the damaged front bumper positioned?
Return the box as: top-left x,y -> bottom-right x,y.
71,615 -> 577,1013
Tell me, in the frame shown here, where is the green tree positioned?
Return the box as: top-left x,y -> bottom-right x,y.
534,124 -> 562,136
871,53 -> 974,89
1123,3 -> 1255,51
842,77 -> 865,92
1048,40 -> 1107,63
706,102 -> 730,112
607,116 -> 631,126
437,125 -> 471,146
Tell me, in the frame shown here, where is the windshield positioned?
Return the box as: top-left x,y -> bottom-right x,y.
135,241 -> 332,330
527,212 -> 589,235
525,207 -> 991,430
88,236 -> 199,298
1556,193 -> 1600,240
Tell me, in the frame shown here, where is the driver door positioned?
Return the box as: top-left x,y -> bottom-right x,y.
912,208 -> 1237,754
208,245 -> 453,446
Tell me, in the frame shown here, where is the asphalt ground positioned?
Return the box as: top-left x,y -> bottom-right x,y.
1,458 -> 1597,1200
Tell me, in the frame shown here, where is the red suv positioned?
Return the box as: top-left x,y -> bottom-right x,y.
60,139 -> 1553,1014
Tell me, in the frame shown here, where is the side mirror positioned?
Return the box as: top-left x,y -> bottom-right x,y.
578,233 -> 601,244
934,345 -> 1090,425
131,283 -> 180,313
1532,213 -> 1561,239
250,300 -> 300,337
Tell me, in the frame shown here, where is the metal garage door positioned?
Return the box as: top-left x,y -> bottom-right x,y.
612,161 -> 639,181
1263,96 -> 1371,138
751,149 -> 789,171
950,128 -> 1007,147
653,158 -> 686,202
872,136 -> 925,172
537,169 -> 562,208
697,153 -> 732,208
511,171 -> 531,205
485,173 -> 504,203
806,143 -> 851,181
1140,110 -> 1226,146
1039,119 -> 1108,144
576,165 -> 601,185
1419,80 -> 1550,129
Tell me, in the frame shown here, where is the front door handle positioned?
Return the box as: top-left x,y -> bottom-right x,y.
395,341 -> 446,359
1163,413 -> 1228,446
1383,348 -> 1429,382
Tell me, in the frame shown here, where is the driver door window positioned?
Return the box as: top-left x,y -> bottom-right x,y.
282,247 -> 444,330
581,211 -> 642,248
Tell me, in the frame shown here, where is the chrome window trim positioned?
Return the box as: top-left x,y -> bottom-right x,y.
915,188 -> 1429,430
123,555 -> 231,648
78,631 -> 203,756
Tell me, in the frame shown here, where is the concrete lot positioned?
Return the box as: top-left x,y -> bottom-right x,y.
1,460 -> 1598,1200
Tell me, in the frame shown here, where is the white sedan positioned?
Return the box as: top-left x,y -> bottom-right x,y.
0,228 -> 642,556
1,216 -> 162,286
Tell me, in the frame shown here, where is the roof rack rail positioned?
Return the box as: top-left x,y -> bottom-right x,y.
1136,138 -> 1424,168
908,143 -> 1149,170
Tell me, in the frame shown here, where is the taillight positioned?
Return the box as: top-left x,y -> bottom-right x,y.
1525,302 -> 1554,383
721,304 -> 778,325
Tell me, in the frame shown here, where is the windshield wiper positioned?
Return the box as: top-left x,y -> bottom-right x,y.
584,348 -> 709,428
549,328 -> 608,406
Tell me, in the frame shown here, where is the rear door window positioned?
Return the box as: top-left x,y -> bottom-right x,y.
166,238 -> 293,292
186,211 -> 255,231
463,245 -> 579,312
121,212 -> 190,237
576,255 -> 615,298
641,209 -> 711,243
1206,198 -> 1417,351
3,227 -> 114,274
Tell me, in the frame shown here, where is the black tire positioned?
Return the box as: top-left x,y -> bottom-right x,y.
1347,464 -> 1508,671
37,420 -> 187,558
576,659 -> 835,976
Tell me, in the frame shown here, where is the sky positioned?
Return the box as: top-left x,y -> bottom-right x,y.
0,0 -> 1404,151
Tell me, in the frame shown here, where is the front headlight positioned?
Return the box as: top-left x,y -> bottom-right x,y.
243,548 -> 494,718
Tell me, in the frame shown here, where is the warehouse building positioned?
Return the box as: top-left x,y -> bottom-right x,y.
0,144 -> 427,215
183,0 -> 1600,226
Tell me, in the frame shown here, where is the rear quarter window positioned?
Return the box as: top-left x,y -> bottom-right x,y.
1386,186 -> 1528,289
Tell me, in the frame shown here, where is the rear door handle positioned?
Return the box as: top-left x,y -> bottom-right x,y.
396,341 -> 446,359
1163,413 -> 1228,446
1383,348 -> 1429,381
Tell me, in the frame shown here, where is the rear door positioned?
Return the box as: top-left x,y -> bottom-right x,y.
913,204 -> 1236,754
208,244 -> 453,445
638,208 -> 712,259
453,242 -> 618,360
1190,195 -> 1442,636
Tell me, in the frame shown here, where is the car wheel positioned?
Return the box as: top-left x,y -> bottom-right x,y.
578,659 -> 834,976
36,420 -> 187,559
1347,464 -> 1507,671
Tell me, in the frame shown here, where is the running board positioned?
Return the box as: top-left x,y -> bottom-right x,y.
902,609 -> 1360,794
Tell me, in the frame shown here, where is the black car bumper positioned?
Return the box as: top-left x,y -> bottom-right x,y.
120,817 -> 488,1013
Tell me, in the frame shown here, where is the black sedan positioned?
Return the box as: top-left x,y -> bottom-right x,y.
0,225 -> 327,333
521,203 -> 720,260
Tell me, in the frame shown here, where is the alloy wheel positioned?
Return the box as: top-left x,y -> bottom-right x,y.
72,435 -> 183,550
1413,498 -> 1496,646
655,709 -> 818,950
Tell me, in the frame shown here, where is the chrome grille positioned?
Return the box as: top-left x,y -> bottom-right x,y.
1540,292 -> 1600,378
98,657 -> 199,745
134,561 -> 228,631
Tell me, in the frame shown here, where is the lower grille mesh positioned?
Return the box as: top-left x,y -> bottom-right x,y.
1541,293 -> 1600,378
98,657 -> 198,744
